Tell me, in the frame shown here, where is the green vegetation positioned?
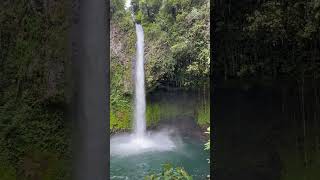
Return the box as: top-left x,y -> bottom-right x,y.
1,0 -> 211,178
132,0 -> 210,89
0,0 -> 70,179
216,0 -> 320,179
146,104 -> 161,127
110,0 -> 210,132
216,0 -> 320,83
111,1 -> 210,178
196,102 -> 210,128
111,0 -> 135,133
145,163 -> 192,180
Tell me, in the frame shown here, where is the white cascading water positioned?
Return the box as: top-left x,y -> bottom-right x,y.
134,23 -> 146,139
125,0 -> 132,10
110,0 -> 177,157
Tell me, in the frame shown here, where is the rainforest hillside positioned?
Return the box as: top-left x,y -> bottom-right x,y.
215,0 -> 320,85
0,1 -> 70,179
110,0 -> 210,132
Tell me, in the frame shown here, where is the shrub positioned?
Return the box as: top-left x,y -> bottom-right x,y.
145,163 -> 192,180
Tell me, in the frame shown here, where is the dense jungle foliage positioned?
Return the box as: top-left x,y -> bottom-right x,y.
0,0 -> 70,179
215,0 -> 320,179
144,163 -> 192,180
110,0 -> 210,132
215,0 -> 320,83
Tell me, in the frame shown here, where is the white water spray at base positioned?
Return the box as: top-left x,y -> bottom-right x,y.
110,129 -> 180,156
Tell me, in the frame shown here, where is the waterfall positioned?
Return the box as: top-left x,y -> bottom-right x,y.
126,0 -> 146,138
110,0 -> 176,156
125,0 -> 132,10
134,23 -> 146,138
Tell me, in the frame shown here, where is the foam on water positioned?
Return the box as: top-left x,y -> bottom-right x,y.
110,129 -> 178,156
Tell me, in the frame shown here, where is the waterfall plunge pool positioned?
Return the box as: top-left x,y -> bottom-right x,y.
110,133 -> 209,179
110,89 -> 210,179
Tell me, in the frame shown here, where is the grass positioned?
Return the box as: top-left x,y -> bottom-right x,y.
146,103 -> 161,127
196,102 -> 210,128
110,109 -> 132,133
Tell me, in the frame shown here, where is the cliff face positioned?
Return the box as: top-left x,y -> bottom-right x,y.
110,12 -> 175,94
110,16 -> 135,95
